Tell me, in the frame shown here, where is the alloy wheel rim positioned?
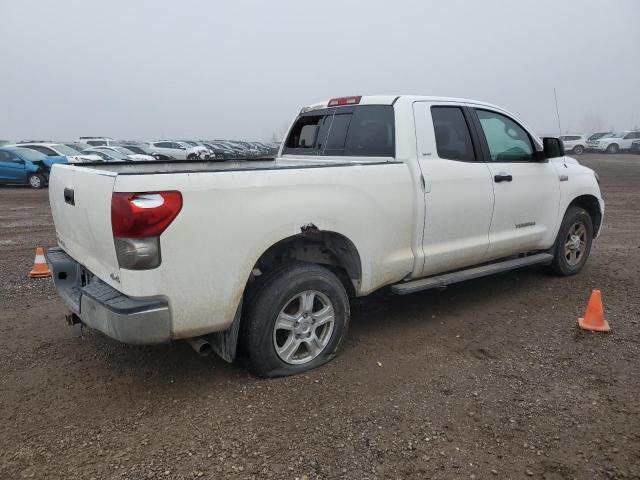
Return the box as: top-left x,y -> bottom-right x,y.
273,290 -> 335,365
30,176 -> 41,188
564,222 -> 587,266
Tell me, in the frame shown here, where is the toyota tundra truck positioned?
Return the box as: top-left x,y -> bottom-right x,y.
45,95 -> 604,377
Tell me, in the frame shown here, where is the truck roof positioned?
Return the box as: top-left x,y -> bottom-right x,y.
303,95 -> 504,111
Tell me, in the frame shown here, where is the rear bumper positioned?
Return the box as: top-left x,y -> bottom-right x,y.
45,247 -> 171,344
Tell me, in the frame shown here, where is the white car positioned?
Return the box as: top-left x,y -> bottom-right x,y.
10,142 -> 101,163
587,131 -> 640,153
558,135 -> 587,155
46,95 -> 604,377
94,146 -> 155,162
82,147 -> 131,162
79,137 -> 116,147
147,141 -> 202,160
178,141 -> 211,159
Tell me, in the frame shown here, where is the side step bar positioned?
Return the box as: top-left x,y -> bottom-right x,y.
391,253 -> 553,295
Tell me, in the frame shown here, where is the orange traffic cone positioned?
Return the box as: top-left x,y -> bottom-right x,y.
28,247 -> 51,278
578,289 -> 610,332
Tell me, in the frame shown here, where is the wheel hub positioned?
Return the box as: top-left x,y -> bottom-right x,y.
294,315 -> 313,337
568,234 -> 581,251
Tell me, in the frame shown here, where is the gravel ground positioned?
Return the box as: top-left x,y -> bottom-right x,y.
1,154 -> 639,479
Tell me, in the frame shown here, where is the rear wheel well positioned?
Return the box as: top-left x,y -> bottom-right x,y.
249,230 -> 362,298
568,195 -> 602,236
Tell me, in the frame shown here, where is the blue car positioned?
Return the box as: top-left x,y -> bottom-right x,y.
0,147 -> 67,188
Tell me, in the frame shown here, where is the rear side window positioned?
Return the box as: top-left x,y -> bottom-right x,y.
430,107 -> 476,162
283,105 -> 395,157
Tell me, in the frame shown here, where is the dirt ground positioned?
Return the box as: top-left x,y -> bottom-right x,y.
1,154 -> 639,480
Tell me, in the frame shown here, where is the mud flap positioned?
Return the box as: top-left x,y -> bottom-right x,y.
209,300 -> 242,363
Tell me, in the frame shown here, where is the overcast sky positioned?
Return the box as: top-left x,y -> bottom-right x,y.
1,0 -> 639,142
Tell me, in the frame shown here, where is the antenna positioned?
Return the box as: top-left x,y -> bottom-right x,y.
553,88 -> 562,135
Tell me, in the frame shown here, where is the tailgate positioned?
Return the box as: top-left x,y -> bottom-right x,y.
48,164 -> 121,288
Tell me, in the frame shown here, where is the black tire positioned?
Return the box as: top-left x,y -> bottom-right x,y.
546,206 -> 593,276
27,173 -> 46,189
187,153 -> 198,160
240,262 -> 350,377
573,145 -> 584,155
606,143 -> 619,154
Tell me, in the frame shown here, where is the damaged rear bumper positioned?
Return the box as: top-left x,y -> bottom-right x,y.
45,247 -> 171,344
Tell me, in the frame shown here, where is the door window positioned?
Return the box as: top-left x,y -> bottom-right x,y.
430,107 -> 476,162
476,110 -> 535,162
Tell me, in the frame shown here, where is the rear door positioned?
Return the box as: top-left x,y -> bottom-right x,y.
48,164 -> 121,287
413,102 -> 495,276
469,107 -> 560,258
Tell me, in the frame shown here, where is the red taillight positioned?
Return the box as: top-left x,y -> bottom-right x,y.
111,191 -> 182,238
328,96 -> 362,107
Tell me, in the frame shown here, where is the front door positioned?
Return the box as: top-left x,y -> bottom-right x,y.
413,102 -> 495,276
469,107 -> 561,259
0,151 -> 26,182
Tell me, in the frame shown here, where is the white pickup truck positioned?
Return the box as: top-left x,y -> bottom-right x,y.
46,95 -> 604,377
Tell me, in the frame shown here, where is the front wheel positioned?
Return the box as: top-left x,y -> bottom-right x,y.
546,206 -> 593,276
606,143 -> 619,154
27,174 -> 46,189
241,262 -> 350,377
573,145 -> 584,155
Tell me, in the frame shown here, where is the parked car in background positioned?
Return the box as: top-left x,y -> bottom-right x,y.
117,143 -> 166,160
587,131 -> 640,153
631,140 -> 640,154
588,132 -> 612,142
90,145 -> 155,161
83,147 -> 132,162
0,146 -> 66,188
79,137 -> 116,146
559,134 -> 587,155
64,142 -> 92,153
7,142 -> 101,163
0,140 -> 10,146
177,141 -> 211,159
147,141 -> 201,160
201,142 -> 234,159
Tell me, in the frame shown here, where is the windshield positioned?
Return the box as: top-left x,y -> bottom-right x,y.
93,148 -> 129,160
112,146 -> 135,155
123,144 -> 152,154
51,144 -> 82,155
63,144 -> 84,153
12,148 -> 46,161
588,133 -> 608,141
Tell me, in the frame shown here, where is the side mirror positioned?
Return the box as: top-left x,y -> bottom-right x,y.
542,137 -> 564,159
